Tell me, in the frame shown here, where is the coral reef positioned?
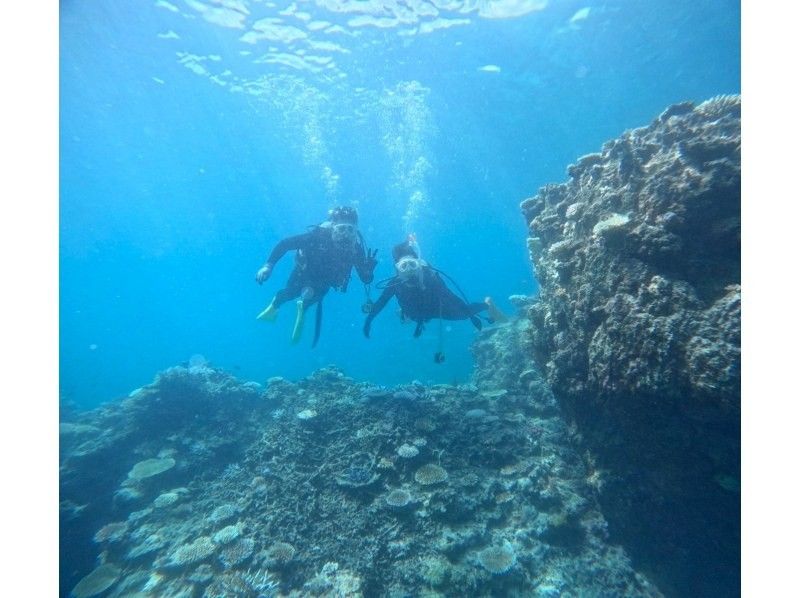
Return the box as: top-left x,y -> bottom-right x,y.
60,96 -> 739,598
518,96 -> 740,596
60,364 -> 660,597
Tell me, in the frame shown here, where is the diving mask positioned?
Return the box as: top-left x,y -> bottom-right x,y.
396,256 -> 423,282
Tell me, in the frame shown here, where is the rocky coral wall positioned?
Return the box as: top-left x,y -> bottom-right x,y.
518,96 -> 741,597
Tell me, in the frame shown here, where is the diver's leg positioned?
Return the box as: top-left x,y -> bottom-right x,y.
468,302 -> 488,316
257,270 -> 303,321
438,292 -> 487,321
437,294 -> 488,330
277,269 -> 306,307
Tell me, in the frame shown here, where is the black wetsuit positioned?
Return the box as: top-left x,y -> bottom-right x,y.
364,266 -> 486,338
265,226 -> 375,309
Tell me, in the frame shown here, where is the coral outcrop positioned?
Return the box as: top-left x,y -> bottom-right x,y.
521,95 -> 740,407
59,365 -> 270,595
518,96 -> 741,597
60,365 -> 660,597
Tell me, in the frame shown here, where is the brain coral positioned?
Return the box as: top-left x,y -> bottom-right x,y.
477,543 -> 516,574
396,444 -> 419,459
461,472 -> 480,487
93,521 -> 128,543
167,536 -> 217,567
153,492 -> 181,508
70,564 -> 121,598
219,537 -> 256,568
266,541 -> 296,565
209,503 -> 239,524
212,524 -> 241,545
126,533 -> 167,559
385,489 -> 413,507
414,464 -> 448,485
127,457 -> 176,480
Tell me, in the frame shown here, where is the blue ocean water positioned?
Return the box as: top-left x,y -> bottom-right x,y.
60,0 -> 740,409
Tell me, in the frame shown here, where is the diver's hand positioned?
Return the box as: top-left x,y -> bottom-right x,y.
363,319 -> 372,338
256,264 -> 272,285
365,248 -> 378,272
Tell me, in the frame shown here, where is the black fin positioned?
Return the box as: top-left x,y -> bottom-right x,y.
312,300 -> 323,348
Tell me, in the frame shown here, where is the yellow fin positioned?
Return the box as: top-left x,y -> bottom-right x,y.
257,301 -> 279,322
291,300 -> 305,343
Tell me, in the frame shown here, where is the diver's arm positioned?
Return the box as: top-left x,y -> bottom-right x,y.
264,233 -> 310,267
363,286 -> 395,338
256,233 -> 311,284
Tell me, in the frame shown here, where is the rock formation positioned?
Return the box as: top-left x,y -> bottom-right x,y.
520,95 -> 740,597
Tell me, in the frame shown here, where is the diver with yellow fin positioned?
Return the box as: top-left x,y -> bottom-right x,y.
255,206 -> 378,346
363,236 -> 506,355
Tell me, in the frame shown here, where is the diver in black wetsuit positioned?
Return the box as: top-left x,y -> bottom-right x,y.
255,206 -> 378,346
363,238 -> 504,343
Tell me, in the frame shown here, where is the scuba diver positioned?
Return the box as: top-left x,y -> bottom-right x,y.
363,237 -> 506,360
255,206 -> 378,346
